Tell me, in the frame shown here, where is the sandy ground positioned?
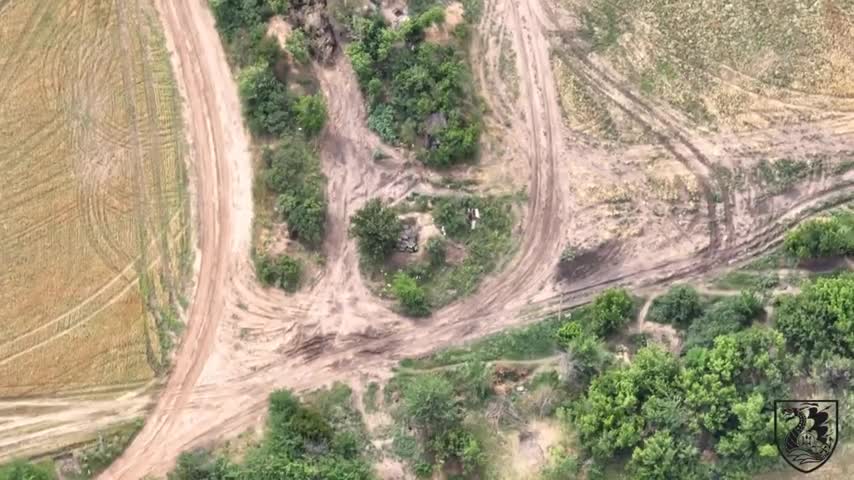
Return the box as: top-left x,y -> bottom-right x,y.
4,0 -> 854,475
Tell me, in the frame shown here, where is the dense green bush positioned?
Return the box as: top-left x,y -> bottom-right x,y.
392,272 -> 431,317
0,461 -> 55,480
647,285 -> 703,327
350,199 -> 403,265
255,254 -> 303,292
683,292 -> 762,350
238,64 -> 294,136
264,136 -> 327,246
589,288 -> 634,336
570,326 -> 792,477
776,274 -> 854,364
347,11 -> 480,166
169,389 -> 373,480
626,430 -> 704,480
402,375 -> 458,438
210,0 -> 273,41
286,28 -> 311,64
783,213 -> 854,260
294,94 -> 328,137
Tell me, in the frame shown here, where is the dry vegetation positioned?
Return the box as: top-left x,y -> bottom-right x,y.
0,0 -> 189,397
570,0 -> 854,130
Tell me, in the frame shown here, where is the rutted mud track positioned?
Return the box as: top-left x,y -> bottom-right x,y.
26,0 -> 850,476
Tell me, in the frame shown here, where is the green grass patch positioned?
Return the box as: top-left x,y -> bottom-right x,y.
402,314 -> 571,370
0,460 -> 56,480
712,271 -> 780,292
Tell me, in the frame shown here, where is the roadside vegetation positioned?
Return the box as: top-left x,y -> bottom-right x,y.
783,209 -> 854,261
167,384 -> 372,480
0,419 -> 144,480
346,4 -> 481,166
350,194 -> 516,316
210,0 -> 329,293
368,257 -> 854,478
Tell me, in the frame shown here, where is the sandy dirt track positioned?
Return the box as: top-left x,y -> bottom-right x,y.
42,0 -> 853,477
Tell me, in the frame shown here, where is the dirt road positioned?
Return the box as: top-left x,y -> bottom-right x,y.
46,0 -> 854,477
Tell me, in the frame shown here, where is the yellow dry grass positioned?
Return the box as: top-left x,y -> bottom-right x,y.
0,0 -> 189,397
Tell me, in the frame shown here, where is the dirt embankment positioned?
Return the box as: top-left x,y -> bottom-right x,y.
22,0 -> 851,477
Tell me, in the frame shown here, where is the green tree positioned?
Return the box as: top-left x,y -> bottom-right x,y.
683,292 -> 762,350
238,64 -> 293,136
350,199 -> 403,265
285,28 -> 310,64
402,375 -> 458,438
783,215 -> 854,260
627,431 -> 703,480
715,393 -> 777,470
264,137 -> 327,246
776,274 -> 854,363
647,285 -> 703,327
391,272 -> 431,317
255,254 -> 302,292
294,94 -> 327,137
589,288 -> 634,336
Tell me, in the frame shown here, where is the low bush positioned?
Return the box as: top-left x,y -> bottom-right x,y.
425,237 -> 447,267
589,288 -> 634,336
294,93 -> 328,137
783,212 -> 854,260
264,136 -> 327,246
255,254 -> 303,292
683,292 -> 762,350
392,272 -> 431,317
238,63 -> 294,137
285,28 -> 311,64
647,285 -> 703,327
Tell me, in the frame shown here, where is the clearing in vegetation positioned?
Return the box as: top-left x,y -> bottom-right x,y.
0,0 -> 190,397
351,193 -> 517,316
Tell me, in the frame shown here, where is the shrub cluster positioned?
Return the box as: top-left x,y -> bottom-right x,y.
255,254 -> 303,292
347,10 -> 480,167
783,212 -> 854,260
168,389 -> 372,480
349,199 -> 403,265
263,136 -> 327,246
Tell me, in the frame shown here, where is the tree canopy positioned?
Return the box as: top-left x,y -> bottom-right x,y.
350,199 -> 403,265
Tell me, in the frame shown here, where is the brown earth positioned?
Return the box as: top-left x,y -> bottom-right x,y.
3,0 -> 853,475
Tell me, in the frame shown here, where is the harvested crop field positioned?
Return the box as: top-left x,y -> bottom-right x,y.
560,0 -> 854,131
0,0 -> 189,397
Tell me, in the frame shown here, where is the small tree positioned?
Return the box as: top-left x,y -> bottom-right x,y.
402,375 -> 458,438
590,288 -> 634,336
783,215 -> 853,260
647,285 -> 703,327
237,63 -> 293,136
391,272 -> 430,317
350,199 -> 403,265
285,29 -> 310,64
294,94 -> 327,137
255,254 -> 302,292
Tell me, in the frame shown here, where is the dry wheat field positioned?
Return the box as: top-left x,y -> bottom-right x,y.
0,0 -> 189,398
